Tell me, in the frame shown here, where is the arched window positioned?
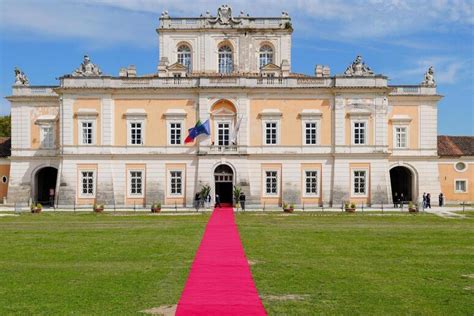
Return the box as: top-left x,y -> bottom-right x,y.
259,45 -> 273,68
218,45 -> 233,74
177,45 -> 192,72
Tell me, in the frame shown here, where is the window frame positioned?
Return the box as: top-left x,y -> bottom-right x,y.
259,44 -> 274,69
40,124 -> 55,149
352,120 -> 368,145
218,45 -> 233,74
127,119 -> 145,146
78,119 -> 96,145
214,119 -> 233,146
454,179 -> 468,193
263,120 -> 280,146
168,170 -> 184,197
303,170 -> 320,197
351,168 -> 369,197
79,170 -> 96,198
393,125 -> 409,149
167,120 -> 184,146
454,162 -> 467,172
128,169 -> 145,198
264,170 -> 279,197
177,44 -> 192,73
302,119 -> 320,146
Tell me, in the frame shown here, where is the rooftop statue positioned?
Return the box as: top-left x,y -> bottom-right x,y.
160,10 -> 169,19
72,55 -> 102,77
421,66 -> 436,87
14,67 -> 29,86
343,55 -> 374,76
208,5 -> 242,25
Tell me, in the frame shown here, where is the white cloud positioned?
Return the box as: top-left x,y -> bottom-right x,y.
0,0 -> 472,47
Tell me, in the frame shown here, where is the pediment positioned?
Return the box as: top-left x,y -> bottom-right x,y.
211,108 -> 236,117
167,62 -> 188,71
260,63 -> 281,71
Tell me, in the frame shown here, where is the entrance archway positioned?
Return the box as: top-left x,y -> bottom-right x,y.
390,166 -> 413,203
34,167 -> 58,206
214,164 -> 234,205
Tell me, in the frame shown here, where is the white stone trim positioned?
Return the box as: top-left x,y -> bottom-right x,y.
35,115 -> 58,125
76,109 -> 99,118
454,162 -> 468,173
163,109 -> 187,119
390,115 -> 412,123
124,108 -> 147,119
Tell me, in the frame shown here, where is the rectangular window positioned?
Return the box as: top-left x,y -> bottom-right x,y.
80,171 -> 95,197
395,126 -> 408,148
353,121 -> 366,145
455,180 -> 467,193
305,122 -> 317,145
305,170 -> 318,195
217,122 -> 230,146
170,171 -> 183,195
129,121 -> 143,145
40,125 -> 55,149
81,121 -> 94,145
129,171 -> 143,196
353,170 -> 367,195
169,122 -> 182,145
265,122 -> 278,145
265,171 -> 278,195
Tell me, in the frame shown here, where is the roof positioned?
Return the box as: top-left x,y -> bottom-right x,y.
0,137 -> 11,158
438,135 -> 474,157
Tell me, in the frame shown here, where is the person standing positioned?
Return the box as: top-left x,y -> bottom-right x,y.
422,193 -> 427,208
239,192 -> 246,211
205,194 -> 211,208
438,193 -> 444,207
394,192 -> 398,208
426,193 -> 431,209
400,193 -> 405,206
49,188 -> 55,207
215,194 -> 221,208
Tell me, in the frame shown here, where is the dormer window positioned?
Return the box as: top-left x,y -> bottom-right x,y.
259,45 -> 273,68
177,45 -> 192,72
218,45 -> 233,74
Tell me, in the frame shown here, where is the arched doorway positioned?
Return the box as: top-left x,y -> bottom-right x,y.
34,167 -> 58,206
214,164 -> 234,205
390,166 -> 413,203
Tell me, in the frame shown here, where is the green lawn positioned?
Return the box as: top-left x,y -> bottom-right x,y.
0,212 -> 473,315
0,213 -> 208,315
237,212 -> 474,315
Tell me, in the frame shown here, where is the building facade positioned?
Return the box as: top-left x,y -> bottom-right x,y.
4,5 -> 473,208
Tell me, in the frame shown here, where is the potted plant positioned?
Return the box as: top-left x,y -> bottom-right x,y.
283,202 -> 294,213
408,201 -> 418,213
345,202 -> 356,213
30,203 -> 42,213
233,185 -> 242,209
151,202 -> 162,213
93,203 -> 104,213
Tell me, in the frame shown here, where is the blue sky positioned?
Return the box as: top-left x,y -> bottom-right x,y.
0,0 -> 472,135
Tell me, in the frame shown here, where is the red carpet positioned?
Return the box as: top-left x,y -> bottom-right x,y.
176,207 -> 267,315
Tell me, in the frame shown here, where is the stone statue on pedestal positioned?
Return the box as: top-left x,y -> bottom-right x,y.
14,67 -> 29,86
343,55 -> 374,76
72,55 -> 102,77
421,66 -> 436,86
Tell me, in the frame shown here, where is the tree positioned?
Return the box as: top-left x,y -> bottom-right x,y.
0,115 -> 11,137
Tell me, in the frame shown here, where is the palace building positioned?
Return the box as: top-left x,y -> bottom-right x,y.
3,5 -> 473,208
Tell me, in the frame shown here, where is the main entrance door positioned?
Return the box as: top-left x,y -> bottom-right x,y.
390,166 -> 413,203
35,167 -> 58,206
214,165 -> 234,205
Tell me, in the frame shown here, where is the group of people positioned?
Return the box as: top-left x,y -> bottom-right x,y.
195,192 -> 246,210
423,192 -> 444,208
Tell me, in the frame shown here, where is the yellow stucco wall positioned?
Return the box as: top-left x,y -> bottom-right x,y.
73,99 -> 102,145
388,105 -> 419,149
438,162 -> 474,202
114,99 -> 196,146
249,99 -> 331,146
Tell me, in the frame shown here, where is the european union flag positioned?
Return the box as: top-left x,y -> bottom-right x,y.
185,119 -> 210,143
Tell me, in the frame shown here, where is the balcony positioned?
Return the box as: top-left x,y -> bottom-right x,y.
199,145 -> 246,155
